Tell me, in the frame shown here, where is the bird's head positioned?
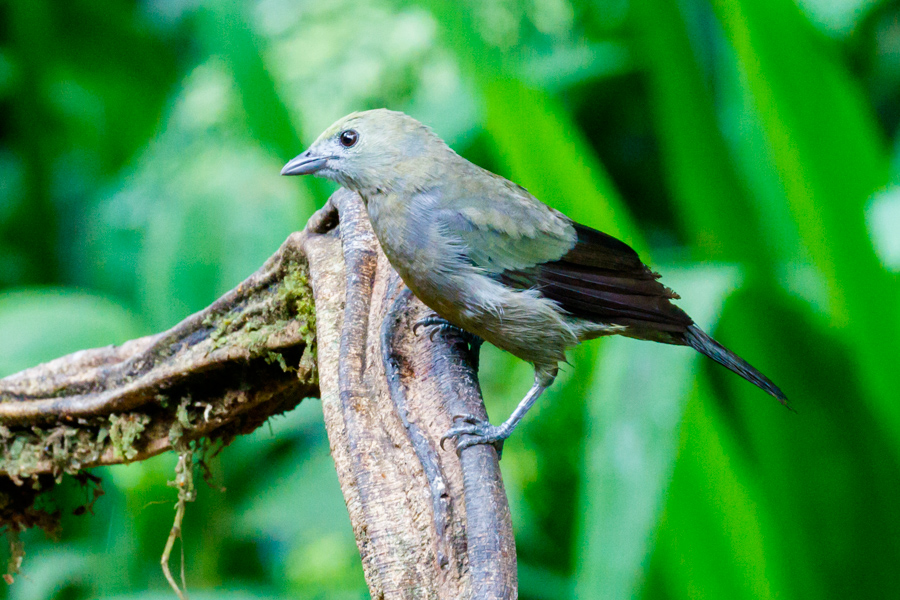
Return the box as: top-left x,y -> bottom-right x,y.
281,109 -> 451,194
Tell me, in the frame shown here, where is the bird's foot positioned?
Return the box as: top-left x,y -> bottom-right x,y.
441,414 -> 508,456
414,316 -> 483,349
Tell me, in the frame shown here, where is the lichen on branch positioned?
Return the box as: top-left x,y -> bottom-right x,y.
0,231 -> 320,557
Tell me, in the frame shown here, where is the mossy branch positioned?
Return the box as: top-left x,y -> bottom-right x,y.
0,232 -> 318,481
0,190 -> 517,599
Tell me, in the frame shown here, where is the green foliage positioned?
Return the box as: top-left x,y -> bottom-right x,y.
1,0 -> 899,598
0,289 -> 142,376
575,266 -> 744,599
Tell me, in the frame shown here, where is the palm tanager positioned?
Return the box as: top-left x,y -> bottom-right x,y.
282,109 -> 787,451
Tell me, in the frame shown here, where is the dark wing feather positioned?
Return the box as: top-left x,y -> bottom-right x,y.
434,185 -> 691,333
501,224 -> 693,332
560,223 -> 655,277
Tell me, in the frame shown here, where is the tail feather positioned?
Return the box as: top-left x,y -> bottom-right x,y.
683,324 -> 789,407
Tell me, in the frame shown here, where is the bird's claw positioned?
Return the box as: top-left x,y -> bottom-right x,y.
440,414 -> 506,456
414,316 -> 482,348
412,316 -> 440,341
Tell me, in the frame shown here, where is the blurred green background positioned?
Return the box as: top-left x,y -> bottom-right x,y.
2,0 -> 900,598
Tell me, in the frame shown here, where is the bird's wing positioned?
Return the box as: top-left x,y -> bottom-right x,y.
436,186 -> 691,331
510,222 -> 692,331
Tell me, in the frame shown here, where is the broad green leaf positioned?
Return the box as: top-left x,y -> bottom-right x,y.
710,0 -> 890,317
631,0 -> 769,266
425,0 -> 642,247
866,186 -> 900,271
710,0 -> 900,455
483,80 -> 641,250
202,0 -> 299,159
7,547 -> 92,600
651,387 -> 780,600
518,41 -> 633,91
574,265 -> 742,599
236,435 -> 351,545
793,0 -> 880,36
0,50 -> 15,99
0,288 -> 142,377
518,561 -> 574,600
707,290 -> 900,599
202,0 -> 330,206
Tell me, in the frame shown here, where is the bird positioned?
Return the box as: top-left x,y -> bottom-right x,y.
281,109 -> 787,451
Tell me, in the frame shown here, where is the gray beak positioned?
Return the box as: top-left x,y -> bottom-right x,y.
281,151 -> 329,176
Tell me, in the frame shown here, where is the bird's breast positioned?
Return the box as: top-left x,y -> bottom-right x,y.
363,191 -> 576,365
365,190 -> 480,320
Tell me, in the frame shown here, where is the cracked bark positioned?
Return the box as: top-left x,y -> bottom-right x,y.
0,189 -> 516,600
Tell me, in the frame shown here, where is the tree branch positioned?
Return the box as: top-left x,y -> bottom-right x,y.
0,189 -> 517,599
0,230 -> 317,478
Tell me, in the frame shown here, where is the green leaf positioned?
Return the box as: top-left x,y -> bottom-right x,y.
6,547 -> 92,600
483,80 -> 642,250
651,387 -> 780,600
705,289 -> 900,599
866,186 -> 900,271
518,41 -> 633,91
0,50 -> 16,99
0,288 -> 142,377
425,0 -> 643,248
632,0 -> 768,265
573,265 -> 742,599
710,0 -> 900,456
201,0 -> 330,206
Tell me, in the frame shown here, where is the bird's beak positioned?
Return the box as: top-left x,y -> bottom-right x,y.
281,151 -> 329,176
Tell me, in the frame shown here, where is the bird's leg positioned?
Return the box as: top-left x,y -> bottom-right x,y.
442,367 -> 557,455
414,315 -> 484,369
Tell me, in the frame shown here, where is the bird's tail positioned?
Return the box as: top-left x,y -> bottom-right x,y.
682,324 -> 789,407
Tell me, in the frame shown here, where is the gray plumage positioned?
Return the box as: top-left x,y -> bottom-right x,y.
283,109 -> 787,450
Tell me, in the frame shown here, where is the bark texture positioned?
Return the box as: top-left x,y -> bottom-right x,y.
0,189 -> 517,599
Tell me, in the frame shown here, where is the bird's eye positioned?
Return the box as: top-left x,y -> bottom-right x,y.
339,129 -> 359,148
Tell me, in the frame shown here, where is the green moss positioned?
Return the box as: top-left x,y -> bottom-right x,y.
176,399 -> 193,430
0,425 -> 104,486
167,396 -> 194,449
0,426 -> 104,562
108,413 -> 151,462
202,261 -> 317,380
202,262 -> 315,370
280,262 -> 317,348
207,315 -> 234,351
265,351 -> 290,372
279,262 -> 318,382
